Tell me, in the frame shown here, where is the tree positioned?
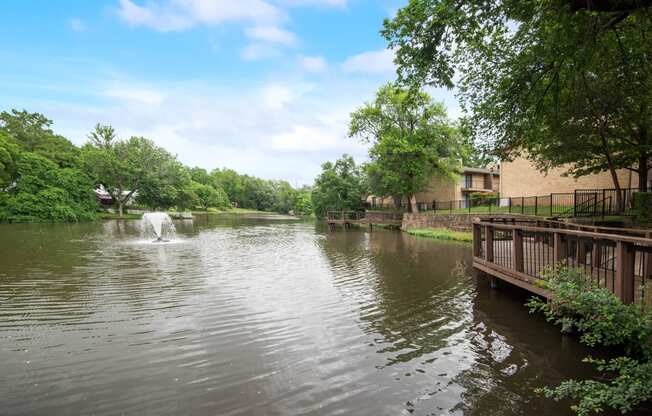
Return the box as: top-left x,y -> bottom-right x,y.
293,187 -> 313,216
136,158 -> 195,210
0,131 -> 19,189
0,152 -> 96,222
349,84 -> 462,212
311,155 -> 366,218
0,110 -> 80,168
191,181 -> 230,210
82,124 -> 182,216
382,0 -> 652,192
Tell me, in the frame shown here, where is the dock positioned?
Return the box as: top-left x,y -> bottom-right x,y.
326,211 -> 404,230
472,218 -> 652,307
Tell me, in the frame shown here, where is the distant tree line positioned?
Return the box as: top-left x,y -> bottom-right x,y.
0,109 -> 312,222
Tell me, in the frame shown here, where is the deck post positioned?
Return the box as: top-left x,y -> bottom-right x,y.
591,240 -> 601,269
553,232 -> 566,264
472,223 -> 482,257
615,241 -> 635,304
646,233 -> 652,282
513,229 -> 524,272
484,225 -> 494,262
577,239 -> 587,266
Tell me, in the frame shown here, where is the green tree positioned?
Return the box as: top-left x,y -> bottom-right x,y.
382,0 -> 652,192
349,84 -> 462,212
191,181 -> 230,210
0,110 -> 80,168
293,187 -> 313,216
0,131 -> 19,188
0,152 -> 96,222
136,158 -> 195,210
82,124 -> 182,217
188,167 -> 212,186
311,155 -> 366,218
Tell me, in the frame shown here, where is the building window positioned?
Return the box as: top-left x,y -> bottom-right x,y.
463,174 -> 473,188
483,174 -> 492,190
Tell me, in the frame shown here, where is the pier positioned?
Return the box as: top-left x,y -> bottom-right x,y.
326,211 -> 404,230
472,217 -> 652,307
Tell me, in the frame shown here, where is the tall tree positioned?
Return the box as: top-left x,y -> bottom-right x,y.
311,155 -> 367,218
82,124 -> 181,217
382,0 -> 652,192
349,84 -> 462,212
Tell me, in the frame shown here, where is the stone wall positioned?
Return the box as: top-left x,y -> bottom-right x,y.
401,213 -> 521,231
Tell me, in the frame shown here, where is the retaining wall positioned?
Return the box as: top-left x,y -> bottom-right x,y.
401,213 -> 522,231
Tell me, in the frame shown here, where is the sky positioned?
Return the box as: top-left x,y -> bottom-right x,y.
0,0 -> 460,185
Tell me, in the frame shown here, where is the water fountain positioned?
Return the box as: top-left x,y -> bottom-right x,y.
142,212 -> 176,243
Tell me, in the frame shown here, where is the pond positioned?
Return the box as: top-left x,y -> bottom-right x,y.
0,215 -> 613,415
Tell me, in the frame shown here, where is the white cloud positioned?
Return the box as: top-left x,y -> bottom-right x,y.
117,0 -> 283,32
68,18 -> 87,32
298,55 -> 327,73
241,43 -> 282,60
280,0 -> 348,7
245,25 -> 297,45
24,76 -> 374,185
341,48 -> 396,74
104,85 -> 165,106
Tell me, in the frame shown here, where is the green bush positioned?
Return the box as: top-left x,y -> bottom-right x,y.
527,266 -> 652,415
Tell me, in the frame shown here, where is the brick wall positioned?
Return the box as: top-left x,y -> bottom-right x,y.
500,156 -> 639,198
401,213 -> 521,231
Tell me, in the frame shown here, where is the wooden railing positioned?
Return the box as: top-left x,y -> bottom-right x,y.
327,211 -> 366,222
473,218 -> 652,307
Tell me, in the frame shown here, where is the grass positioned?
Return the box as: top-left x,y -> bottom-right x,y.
430,204 -> 576,217
405,227 -> 473,242
97,211 -> 142,220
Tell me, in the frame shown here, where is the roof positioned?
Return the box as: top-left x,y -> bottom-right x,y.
463,166 -> 500,175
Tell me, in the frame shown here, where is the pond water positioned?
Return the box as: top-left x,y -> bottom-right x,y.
0,215 -> 622,415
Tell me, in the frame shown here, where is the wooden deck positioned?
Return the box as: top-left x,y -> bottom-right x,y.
326,211 -> 404,230
473,218 -> 652,307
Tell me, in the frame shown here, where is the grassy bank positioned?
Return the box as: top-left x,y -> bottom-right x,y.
193,208 -> 281,215
405,227 -> 472,242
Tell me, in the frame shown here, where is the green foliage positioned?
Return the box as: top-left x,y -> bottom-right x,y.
0,153 -> 97,222
191,181 -> 230,210
349,84 -> 463,212
633,192 -> 652,224
405,227 -> 472,242
0,109 -> 81,168
0,110 -> 311,221
293,187 -> 313,216
311,155 -> 366,218
383,1 -> 652,191
527,266 -> 652,414
0,131 -> 19,188
537,357 -> 652,416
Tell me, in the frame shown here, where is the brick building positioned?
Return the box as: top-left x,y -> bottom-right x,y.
499,156 -> 648,197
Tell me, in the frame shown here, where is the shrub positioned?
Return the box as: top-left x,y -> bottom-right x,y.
527,266 -> 652,415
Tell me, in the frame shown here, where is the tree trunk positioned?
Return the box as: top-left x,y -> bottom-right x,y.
638,127 -> 649,192
118,202 -> 124,218
409,195 -> 418,213
600,132 -> 623,211
639,155 -> 649,192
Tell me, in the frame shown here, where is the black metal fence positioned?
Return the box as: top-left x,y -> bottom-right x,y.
430,188 -> 646,218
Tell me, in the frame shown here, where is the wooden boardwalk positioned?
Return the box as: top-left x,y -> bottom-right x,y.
326,211 -> 404,230
472,218 -> 652,307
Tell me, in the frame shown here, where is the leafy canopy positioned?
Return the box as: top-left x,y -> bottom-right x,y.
311,155 -> 367,218
349,84 -> 462,211
383,0 -> 652,190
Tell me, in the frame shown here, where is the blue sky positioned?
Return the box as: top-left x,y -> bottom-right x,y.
0,0 -> 460,185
